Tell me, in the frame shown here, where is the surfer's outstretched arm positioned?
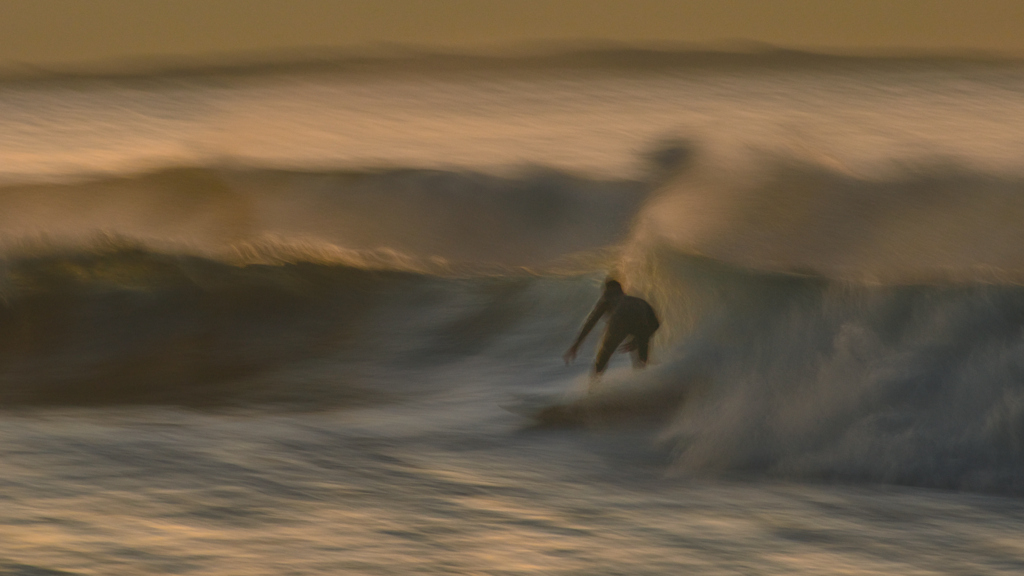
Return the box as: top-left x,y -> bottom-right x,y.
563,297 -> 610,364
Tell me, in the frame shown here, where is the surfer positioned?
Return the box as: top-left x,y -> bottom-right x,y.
563,279 -> 660,377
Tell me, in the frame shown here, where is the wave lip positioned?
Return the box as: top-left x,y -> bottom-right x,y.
0,164 -> 649,269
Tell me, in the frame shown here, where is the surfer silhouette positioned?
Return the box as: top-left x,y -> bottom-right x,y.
563,279 -> 660,377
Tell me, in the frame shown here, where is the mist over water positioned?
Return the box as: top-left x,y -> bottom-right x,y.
3,53 -> 1024,574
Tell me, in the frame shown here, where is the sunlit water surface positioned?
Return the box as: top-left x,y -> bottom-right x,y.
1,57 -> 1024,574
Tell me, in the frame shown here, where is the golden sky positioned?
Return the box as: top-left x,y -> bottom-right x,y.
2,0 -> 1023,67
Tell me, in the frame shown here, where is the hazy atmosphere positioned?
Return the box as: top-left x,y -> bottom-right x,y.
2,0 -> 1024,69
3,2 -> 1024,575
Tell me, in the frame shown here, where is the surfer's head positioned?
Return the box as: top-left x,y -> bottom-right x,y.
603,279 -> 624,298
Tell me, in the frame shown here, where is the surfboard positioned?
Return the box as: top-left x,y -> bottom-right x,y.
503,380 -> 688,428
501,392 -> 591,427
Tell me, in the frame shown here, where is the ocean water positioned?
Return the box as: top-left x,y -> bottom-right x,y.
2,53 -> 1024,574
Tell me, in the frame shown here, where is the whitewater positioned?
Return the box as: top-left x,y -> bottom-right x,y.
2,51 -> 1024,574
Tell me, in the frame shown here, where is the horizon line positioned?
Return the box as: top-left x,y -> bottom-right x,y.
2,42 -> 1021,82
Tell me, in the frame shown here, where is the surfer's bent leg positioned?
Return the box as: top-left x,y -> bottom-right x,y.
635,335 -> 651,367
594,328 -> 628,374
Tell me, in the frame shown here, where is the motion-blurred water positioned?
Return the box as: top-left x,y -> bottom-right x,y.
1,52 -> 1024,574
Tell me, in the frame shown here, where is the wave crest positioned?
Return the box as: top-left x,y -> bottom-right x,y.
632,149 -> 1024,282
0,164 -> 649,268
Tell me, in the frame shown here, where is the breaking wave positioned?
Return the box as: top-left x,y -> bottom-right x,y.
604,246 -> 1024,495
4,142 -> 1024,495
577,148 -> 1024,495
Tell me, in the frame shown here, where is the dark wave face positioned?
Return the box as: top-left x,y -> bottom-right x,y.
0,244 -> 417,406
0,240 -> 596,408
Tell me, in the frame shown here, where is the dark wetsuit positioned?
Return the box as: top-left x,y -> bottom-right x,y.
568,286 -> 660,374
